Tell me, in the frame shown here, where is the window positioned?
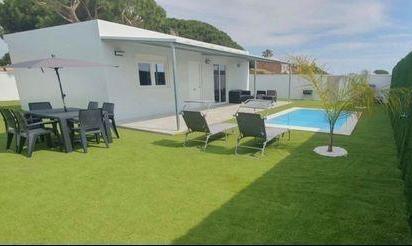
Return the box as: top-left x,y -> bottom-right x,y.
155,64 -> 166,85
214,64 -> 226,102
138,63 -> 152,86
138,62 -> 167,87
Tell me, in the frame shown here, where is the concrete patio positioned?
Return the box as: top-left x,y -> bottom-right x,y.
118,101 -> 290,135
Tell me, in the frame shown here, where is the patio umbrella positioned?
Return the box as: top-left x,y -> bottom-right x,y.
9,55 -> 117,111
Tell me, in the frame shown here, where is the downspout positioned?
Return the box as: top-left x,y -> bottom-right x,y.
171,43 -> 180,130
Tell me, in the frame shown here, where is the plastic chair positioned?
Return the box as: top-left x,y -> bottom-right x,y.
71,109 -> 109,153
87,101 -> 99,110
102,102 -> 119,138
13,109 -> 56,157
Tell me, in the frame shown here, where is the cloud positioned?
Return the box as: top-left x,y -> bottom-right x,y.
157,0 -> 411,74
157,0 -> 389,47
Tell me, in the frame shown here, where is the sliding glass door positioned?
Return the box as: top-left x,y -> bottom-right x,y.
214,64 -> 226,103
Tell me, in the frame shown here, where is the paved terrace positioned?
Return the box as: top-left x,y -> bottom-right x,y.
118,101 -> 291,135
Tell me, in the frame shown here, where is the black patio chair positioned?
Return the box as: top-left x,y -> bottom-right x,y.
28,102 -> 51,123
71,109 -> 109,153
28,102 -> 52,111
263,90 -> 277,103
0,108 -> 19,151
12,109 -> 57,157
256,90 -> 266,99
235,112 -> 289,156
27,101 -> 59,137
102,102 -> 119,138
27,102 -> 52,124
182,110 -> 236,150
87,101 -> 99,110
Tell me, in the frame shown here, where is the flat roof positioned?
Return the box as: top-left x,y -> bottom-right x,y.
97,20 -> 282,62
4,19 -> 284,63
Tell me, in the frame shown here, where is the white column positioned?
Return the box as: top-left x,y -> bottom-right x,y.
171,43 -> 180,130
288,63 -> 292,101
253,60 -> 257,97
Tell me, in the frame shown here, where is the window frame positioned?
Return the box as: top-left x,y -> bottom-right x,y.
154,63 -> 166,86
137,62 -> 153,86
137,59 -> 169,88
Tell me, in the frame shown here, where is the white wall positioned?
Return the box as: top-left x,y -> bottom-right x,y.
249,74 -> 392,100
249,74 -> 318,100
367,74 -> 392,90
5,20 -> 250,120
0,72 -> 19,101
100,39 -> 249,120
5,20 -> 110,110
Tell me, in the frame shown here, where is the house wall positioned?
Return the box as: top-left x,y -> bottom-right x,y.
100,40 -> 249,120
5,20 -> 250,120
4,20 -> 110,110
249,74 -> 391,100
0,72 -> 19,101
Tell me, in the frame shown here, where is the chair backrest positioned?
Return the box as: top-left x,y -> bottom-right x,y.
78,109 -> 103,131
1,108 -> 19,130
102,102 -> 114,115
11,110 -> 28,131
182,110 -> 210,133
87,101 -> 99,110
0,108 -> 8,130
267,90 -> 277,97
257,90 -> 266,95
235,112 -> 266,138
28,102 -> 52,111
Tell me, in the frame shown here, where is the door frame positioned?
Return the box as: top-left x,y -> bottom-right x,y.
213,64 -> 227,103
188,61 -> 203,101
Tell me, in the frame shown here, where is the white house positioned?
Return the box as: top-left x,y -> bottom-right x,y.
4,19 -> 274,128
0,69 -> 19,101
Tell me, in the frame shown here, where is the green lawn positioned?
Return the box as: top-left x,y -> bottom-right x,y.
0,100 -> 410,244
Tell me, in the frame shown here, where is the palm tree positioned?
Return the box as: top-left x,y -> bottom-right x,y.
293,56 -> 375,153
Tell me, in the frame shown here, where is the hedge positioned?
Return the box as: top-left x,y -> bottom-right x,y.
391,51 -> 412,225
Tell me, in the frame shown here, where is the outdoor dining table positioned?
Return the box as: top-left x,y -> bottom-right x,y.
28,107 -> 113,153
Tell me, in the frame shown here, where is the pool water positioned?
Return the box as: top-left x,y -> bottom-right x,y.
265,108 -> 354,133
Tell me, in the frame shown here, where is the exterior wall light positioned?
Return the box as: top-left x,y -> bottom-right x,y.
205,58 -> 211,64
114,50 -> 125,56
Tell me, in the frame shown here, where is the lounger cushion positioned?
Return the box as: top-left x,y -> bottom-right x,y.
208,123 -> 237,135
265,127 -> 289,141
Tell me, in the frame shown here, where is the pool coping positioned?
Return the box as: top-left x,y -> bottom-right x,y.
265,107 -> 360,136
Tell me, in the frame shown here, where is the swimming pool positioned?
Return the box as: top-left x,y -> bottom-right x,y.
265,107 -> 359,135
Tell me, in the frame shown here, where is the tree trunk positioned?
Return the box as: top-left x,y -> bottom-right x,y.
328,126 -> 334,152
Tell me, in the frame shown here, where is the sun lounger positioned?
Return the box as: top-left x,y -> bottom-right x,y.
182,110 -> 236,150
235,112 -> 289,156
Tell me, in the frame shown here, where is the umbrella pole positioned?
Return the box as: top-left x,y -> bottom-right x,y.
54,68 -> 67,112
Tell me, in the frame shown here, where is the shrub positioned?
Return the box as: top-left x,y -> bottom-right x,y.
389,51 -> 412,224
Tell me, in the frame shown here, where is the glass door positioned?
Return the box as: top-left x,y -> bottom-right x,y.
214,64 -> 226,103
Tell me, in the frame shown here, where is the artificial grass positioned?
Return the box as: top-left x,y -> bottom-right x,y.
0,101 -> 410,244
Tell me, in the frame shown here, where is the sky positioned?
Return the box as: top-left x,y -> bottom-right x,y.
0,0 -> 411,74
156,0 -> 412,74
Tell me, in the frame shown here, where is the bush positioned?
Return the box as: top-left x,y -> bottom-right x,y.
390,51 -> 412,225
374,69 -> 389,74
392,52 -> 412,88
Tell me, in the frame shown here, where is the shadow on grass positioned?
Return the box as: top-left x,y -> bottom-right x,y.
0,132 -> 109,157
152,132 -> 290,158
151,132 -> 287,157
171,128 -> 410,244
0,132 -> 66,156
